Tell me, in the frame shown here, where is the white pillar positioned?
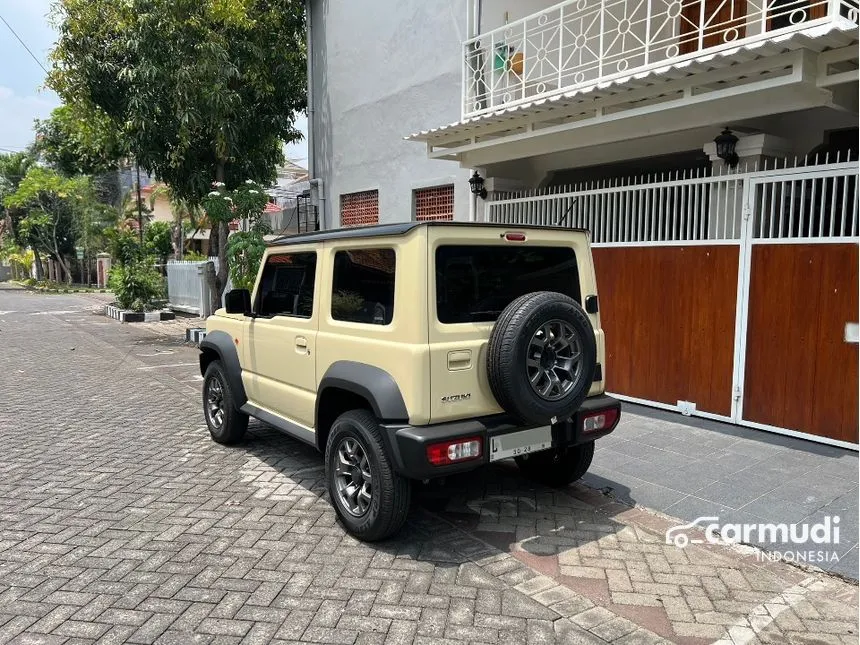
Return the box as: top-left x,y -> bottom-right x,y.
703,134 -> 793,239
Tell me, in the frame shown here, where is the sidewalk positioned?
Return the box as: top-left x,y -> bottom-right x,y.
585,404 -> 859,580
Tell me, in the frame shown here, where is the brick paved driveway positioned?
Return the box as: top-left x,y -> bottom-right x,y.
0,288 -> 857,645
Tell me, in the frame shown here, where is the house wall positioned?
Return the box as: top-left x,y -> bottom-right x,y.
310,0 -> 472,229
150,195 -> 174,224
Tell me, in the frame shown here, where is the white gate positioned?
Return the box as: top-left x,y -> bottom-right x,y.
486,155 -> 859,448
166,259 -> 231,318
733,164 -> 858,446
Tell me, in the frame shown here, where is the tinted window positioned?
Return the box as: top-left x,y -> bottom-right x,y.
436,245 -> 580,323
332,249 -> 396,325
256,252 -> 317,318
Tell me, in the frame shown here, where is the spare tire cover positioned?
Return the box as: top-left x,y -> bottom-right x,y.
487,291 -> 596,425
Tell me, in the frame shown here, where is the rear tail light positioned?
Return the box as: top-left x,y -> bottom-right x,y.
503,231 -> 527,242
582,407 -> 619,433
426,437 -> 482,466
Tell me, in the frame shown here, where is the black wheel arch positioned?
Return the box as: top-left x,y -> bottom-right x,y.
199,330 -> 247,409
315,361 -> 409,453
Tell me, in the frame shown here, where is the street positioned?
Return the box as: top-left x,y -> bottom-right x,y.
0,285 -> 857,645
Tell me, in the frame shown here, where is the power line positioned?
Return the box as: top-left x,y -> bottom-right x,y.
0,13 -> 49,75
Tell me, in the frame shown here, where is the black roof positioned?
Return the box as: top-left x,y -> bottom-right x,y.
267,221 -> 587,247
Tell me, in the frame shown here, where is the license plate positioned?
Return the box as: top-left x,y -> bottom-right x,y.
489,426 -> 553,462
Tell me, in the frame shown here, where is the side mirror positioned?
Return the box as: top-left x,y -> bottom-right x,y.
225,289 -> 252,315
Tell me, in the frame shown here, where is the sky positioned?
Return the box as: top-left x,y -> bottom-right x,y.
0,0 -> 308,165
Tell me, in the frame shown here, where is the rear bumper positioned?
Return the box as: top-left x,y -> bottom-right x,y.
381,394 -> 620,480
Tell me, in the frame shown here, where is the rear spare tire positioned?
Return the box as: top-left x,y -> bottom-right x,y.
487,291 -> 596,425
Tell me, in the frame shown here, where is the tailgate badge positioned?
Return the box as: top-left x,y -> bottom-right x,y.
441,393 -> 471,403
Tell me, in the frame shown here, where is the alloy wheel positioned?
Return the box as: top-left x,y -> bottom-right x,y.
334,436 -> 373,517
206,377 -> 225,429
526,319 -> 584,401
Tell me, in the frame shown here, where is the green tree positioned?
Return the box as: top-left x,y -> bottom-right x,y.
49,0 -> 307,302
145,221 -> 174,269
3,167 -> 93,284
0,152 -> 37,247
34,104 -> 125,177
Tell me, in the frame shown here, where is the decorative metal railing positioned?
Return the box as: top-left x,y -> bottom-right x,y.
463,0 -> 859,118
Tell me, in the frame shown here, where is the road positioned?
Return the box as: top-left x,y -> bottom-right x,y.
0,285 -> 856,645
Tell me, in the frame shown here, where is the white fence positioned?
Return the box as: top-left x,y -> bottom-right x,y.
167,259 -> 232,318
486,154 -> 859,244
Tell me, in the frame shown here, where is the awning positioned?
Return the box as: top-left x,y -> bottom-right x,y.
185,229 -> 210,241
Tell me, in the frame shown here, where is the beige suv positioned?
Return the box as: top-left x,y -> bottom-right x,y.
200,222 -> 620,540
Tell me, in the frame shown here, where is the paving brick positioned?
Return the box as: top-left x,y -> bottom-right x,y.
571,606 -> 616,629
0,290 -> 856,645
52,621 -> 111,640
126,613 -> 177,643
300,626 -> 357,644
590,616 -> 639,641
336,614 -> 392,633
525,619 -> 555,645
8,633 -> 68,645
371,605 -> 421,621
384,620 -> 417,645
416,607 -> 447,637
94,624 -> 138,645
445,623 -> 500,642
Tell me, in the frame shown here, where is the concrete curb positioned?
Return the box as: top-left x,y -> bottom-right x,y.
185,327 -> 207,345
104,303 -> 176,323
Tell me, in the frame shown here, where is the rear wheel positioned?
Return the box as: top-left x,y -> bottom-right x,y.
325,410 -> 411,541
515,441 -> 595,487
203,361 -> 248,444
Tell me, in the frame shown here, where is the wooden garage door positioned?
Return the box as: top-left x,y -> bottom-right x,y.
593,245 -> 739,416
742,243 -> 859,443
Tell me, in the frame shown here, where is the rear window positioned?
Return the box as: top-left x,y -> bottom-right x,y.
435,245 -> 580,324
331,248 -> 396,325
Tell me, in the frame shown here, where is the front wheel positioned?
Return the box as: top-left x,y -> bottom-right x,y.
325,410 -> 411,541
203,361 -> 248,444
515,441 -> 595,487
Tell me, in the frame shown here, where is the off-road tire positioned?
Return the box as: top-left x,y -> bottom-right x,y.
325,410 -> 411,541
203,361 -> 248,444
515,441 -> 595,487
487,291 -> 596,424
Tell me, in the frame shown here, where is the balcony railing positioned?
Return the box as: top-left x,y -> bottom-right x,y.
463,0 -> 859,118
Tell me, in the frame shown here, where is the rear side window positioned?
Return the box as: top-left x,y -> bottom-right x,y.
331,248 -> 396,325
256,252 -> 317,318
436,245 -> 580,323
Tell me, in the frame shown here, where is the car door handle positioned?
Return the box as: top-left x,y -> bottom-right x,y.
295,336 -> 309,354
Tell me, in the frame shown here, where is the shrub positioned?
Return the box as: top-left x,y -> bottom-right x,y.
108,260 -> 164,311
109,229 -> 143,265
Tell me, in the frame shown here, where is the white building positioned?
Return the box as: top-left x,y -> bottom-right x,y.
305,0 -> 859,448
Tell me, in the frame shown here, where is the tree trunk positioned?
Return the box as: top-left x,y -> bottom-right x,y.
55,252 -> 73,285
205,260 -> 218,315
215,220 -> 229,303
33,250 -> 43,280
209,227 -> 219,258
214,161 -> 229,305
